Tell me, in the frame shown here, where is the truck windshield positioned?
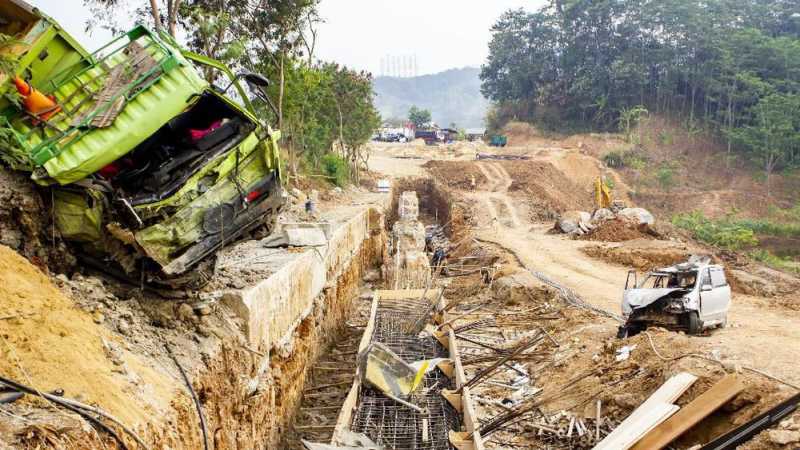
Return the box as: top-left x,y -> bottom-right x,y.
640,271 -> 697,289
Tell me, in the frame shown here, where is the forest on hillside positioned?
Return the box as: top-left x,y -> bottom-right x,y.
481,0 -> 800,187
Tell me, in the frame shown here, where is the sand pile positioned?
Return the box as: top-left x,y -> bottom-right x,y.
0,245 -> 171,426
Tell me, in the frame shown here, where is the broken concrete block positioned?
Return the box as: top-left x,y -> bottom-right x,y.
767,430 -> 800,445
593,208 -> 615,222
398,191 -> 420,221
619,208 -> 655,225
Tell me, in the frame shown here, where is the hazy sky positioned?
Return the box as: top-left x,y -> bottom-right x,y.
27,0 -> 543,75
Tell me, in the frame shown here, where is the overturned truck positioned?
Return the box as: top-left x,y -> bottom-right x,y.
1,5 -> 284,288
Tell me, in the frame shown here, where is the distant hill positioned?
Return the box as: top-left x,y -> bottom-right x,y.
373,67 -> 489,129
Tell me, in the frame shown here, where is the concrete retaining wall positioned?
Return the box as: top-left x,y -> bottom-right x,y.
223,206 -> 382,351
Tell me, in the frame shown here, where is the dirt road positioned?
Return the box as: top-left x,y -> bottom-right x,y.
373,145 -> 800,388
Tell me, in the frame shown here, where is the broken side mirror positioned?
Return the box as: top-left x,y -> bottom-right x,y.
242,73 -> 269,89
239,72 -> 279,123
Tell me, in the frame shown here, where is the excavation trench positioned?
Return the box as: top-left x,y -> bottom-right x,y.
279,178 -> 489,450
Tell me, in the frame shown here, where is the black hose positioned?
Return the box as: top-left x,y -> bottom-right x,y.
164,342 -> 210,450
0,376 -> 129,450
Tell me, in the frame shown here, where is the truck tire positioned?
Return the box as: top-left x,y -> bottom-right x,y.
686,311 -> 702,334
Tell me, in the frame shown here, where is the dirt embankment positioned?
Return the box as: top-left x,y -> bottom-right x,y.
423,160 -> 487,191
0,169 -> 74,273
0,204 -> 388,450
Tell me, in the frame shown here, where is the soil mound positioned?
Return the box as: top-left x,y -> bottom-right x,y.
423,160 -> 486,190
579,218 -> 658,242
581,239 -> 694,270
503,161 -> 594,216
0,245 -> 170,426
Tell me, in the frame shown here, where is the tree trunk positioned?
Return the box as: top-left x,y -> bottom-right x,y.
278,52 -> 285,131
149,0 -> 161,32
167,0 -> 182,37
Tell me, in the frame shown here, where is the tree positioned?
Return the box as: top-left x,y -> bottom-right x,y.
84,0 -> 183,37
480,0 -> 800,181
408,105 -> 432,128
733,93 -> 800,195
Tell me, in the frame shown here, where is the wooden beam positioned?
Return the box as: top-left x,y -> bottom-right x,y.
631,375 -> 745,450
594,372 -> 698,450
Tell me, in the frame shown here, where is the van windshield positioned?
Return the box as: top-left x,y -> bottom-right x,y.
640,271 -> 697,289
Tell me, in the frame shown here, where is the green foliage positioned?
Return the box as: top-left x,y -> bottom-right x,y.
408,105 -> 432,128
321,153 -> 349,187
735,218 -> 800,238
619,106 -> 649,143
655,164 -> 676,190
276,60 -> 380,182
480,0 -> 800,180
751,249 -> 800,273
0,33 -> 26,169
672,212 -> 758,250
602,149 -> 647,169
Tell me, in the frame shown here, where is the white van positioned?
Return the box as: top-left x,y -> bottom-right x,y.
618,256 -> 731,337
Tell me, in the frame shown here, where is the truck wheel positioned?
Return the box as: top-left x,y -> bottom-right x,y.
686,311 -> 702,334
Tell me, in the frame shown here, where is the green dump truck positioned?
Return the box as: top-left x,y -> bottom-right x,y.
1,20 -> 284,288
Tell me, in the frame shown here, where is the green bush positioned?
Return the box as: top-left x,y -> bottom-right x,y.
751,249 -> 800,274
672,211 -> 758,250
602,149 -> 647,169
321,153 -> 349,187
655,165 -> 675,190
602,151 -> 625,168
736,218 -> 800,238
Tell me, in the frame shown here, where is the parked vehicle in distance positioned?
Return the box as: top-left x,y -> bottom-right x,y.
489,135 -> 508,147
414,129 -> 442,145
1,24 -> 284,289
618,256 -> 731,337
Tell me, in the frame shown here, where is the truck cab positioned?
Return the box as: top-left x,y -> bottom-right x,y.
618,256 -> 731,337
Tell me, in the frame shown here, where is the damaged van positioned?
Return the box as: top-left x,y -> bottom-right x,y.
618,256 -> 731,337
1,24 -> 284,288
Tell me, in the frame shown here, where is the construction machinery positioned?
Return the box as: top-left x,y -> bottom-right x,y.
594,176 -> 624,211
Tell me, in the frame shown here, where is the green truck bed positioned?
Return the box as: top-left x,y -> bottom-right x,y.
3,26 -> 208,184
0,0 -> 91,106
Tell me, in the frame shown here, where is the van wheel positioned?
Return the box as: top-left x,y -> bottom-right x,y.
685,312 -> 702,334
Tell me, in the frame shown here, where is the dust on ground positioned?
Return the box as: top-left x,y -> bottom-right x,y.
0,245 -> 174,427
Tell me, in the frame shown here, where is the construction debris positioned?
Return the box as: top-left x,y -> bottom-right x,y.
594,372 -> 697,450
386,192 -> 431,289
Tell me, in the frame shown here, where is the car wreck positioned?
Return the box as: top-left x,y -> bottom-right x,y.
1,7 -> 284,289
618,256 -> 731,337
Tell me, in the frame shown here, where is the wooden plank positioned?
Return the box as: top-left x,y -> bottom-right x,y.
330,292 -> 379,444
631,375 -> 745,450
594,372 -> 697,450
596,403 -> 679,450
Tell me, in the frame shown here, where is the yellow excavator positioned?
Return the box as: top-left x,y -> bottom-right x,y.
595,176 -> 625,212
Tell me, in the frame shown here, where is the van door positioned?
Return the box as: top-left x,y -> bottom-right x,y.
709,268 -> 731,321
700,268 -> 730,322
